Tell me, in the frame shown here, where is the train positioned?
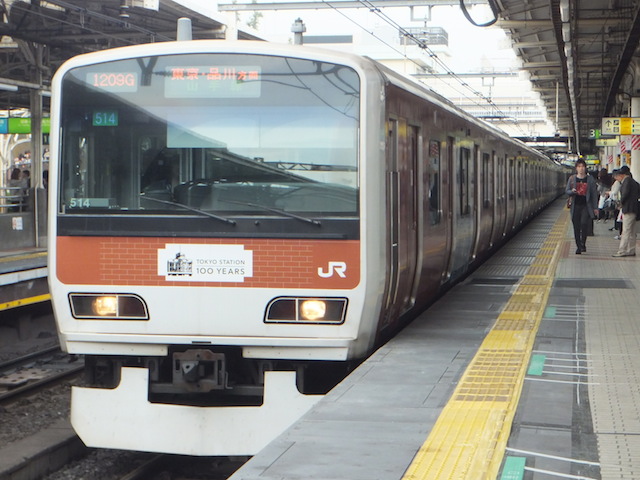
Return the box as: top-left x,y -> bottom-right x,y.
48,39 -> 567,456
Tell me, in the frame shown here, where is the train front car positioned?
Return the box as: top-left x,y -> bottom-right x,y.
48,42 -> 384,456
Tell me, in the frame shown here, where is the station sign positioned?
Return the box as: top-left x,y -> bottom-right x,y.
601,117 -> 640,135
596,137 -> 620,146
0,117 -> 50,134
9,118 -> 31,134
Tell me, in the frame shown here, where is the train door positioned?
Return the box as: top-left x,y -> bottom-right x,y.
487,151 -> 500,247
493,155 -> 506,242
473,151 -> 494,256
523,162 -> 531,218
515,160 -> 524,226
382,118 -> 419,326
417,137 -> 449,300
441,136 -> 455,283
506,157 -> 517,233
446,141 -> 475,282
405,125 -> 420,307
470,145 -> 482,260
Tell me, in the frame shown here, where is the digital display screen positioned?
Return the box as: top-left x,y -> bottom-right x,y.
68,197 -> 115,208
93,110 -> 118,127
164,66 -> 261,98
86,72 -> 138,92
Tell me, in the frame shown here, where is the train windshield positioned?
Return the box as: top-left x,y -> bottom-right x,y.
58,53 -> 360,219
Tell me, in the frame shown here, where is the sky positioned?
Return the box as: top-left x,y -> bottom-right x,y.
175,1 -> 520,73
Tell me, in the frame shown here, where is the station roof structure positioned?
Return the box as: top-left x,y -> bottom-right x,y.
0,0 -> 260,113
489,0 -> 639,154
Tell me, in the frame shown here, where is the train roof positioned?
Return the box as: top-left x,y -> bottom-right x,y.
366,57 -> 554,163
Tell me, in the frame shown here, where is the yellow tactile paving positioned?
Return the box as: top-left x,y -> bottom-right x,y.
402,211 -> 569,480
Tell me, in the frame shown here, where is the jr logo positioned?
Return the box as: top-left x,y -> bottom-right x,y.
318,261 -> 347,278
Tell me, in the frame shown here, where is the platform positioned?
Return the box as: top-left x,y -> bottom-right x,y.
0,249 -> 49,311
228,199 -> 639,480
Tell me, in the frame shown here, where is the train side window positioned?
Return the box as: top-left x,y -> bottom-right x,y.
427,140 -> 441,225
459,147 -> 470,216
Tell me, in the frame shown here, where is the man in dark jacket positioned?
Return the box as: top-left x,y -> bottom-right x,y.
612,165 -> 639,257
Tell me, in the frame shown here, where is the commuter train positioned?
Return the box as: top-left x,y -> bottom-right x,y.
48,39 -> 567,456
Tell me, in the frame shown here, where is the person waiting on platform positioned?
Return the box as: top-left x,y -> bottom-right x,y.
609,169 -> 623,239
21,169 -> 30,189
612,165 -> 640,257
566,159 -> 598,254
596,168 -> 613,221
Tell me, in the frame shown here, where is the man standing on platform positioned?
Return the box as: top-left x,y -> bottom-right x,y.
612,165 -> 639,257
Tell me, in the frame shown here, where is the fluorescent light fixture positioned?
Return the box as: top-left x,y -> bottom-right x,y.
0,83 -> 18,92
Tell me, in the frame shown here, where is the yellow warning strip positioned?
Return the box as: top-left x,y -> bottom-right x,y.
0,293 -> 51,311
0,251 -> 47,263
403,211 -> 569,480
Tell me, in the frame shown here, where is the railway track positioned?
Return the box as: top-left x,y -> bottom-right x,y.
0,345 -> 245,480
0,346 -> 83,404
113,454 -> 247,480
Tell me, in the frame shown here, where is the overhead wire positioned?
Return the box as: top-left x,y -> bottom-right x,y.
316,0 -> 492,112
373,1 -> 530,136
326,0 -> 529,136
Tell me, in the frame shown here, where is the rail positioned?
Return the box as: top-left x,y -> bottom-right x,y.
0,347 -> 83,404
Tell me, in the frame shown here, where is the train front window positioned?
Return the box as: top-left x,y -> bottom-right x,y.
58,54 -> 360,221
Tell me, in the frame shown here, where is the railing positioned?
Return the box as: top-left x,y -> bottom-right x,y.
0,188 -> 47,250
0,186 -> 27,213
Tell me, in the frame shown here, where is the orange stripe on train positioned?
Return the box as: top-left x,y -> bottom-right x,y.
56,236 -> 360,289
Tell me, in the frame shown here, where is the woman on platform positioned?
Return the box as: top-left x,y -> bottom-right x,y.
566,159 -> 599,254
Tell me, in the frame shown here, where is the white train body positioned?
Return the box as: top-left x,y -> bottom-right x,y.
49,40 -> 565,456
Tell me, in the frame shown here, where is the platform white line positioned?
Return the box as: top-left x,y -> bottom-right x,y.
506,447 -> 600,466
533,350 -> 591,356
525,377 -> 600,385
524,466 -> 598,480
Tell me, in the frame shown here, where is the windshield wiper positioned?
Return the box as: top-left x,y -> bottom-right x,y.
226,200 -> 321,226
140,194 -> 236,225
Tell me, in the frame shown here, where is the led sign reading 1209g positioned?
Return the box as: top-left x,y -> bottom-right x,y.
86,72 -> 139,93
164,66 -> 261,98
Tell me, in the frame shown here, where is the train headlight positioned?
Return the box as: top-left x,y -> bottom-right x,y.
300,300 -> 326,321
265,297 -> 347,324
69,293 -> 149,320
93,296 -> 117,316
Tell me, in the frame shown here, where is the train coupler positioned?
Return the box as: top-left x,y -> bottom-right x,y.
172,349 -> 228,392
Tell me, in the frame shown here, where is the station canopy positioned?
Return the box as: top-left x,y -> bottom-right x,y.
0,0 -> 261,112
495,0 -> 640,154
